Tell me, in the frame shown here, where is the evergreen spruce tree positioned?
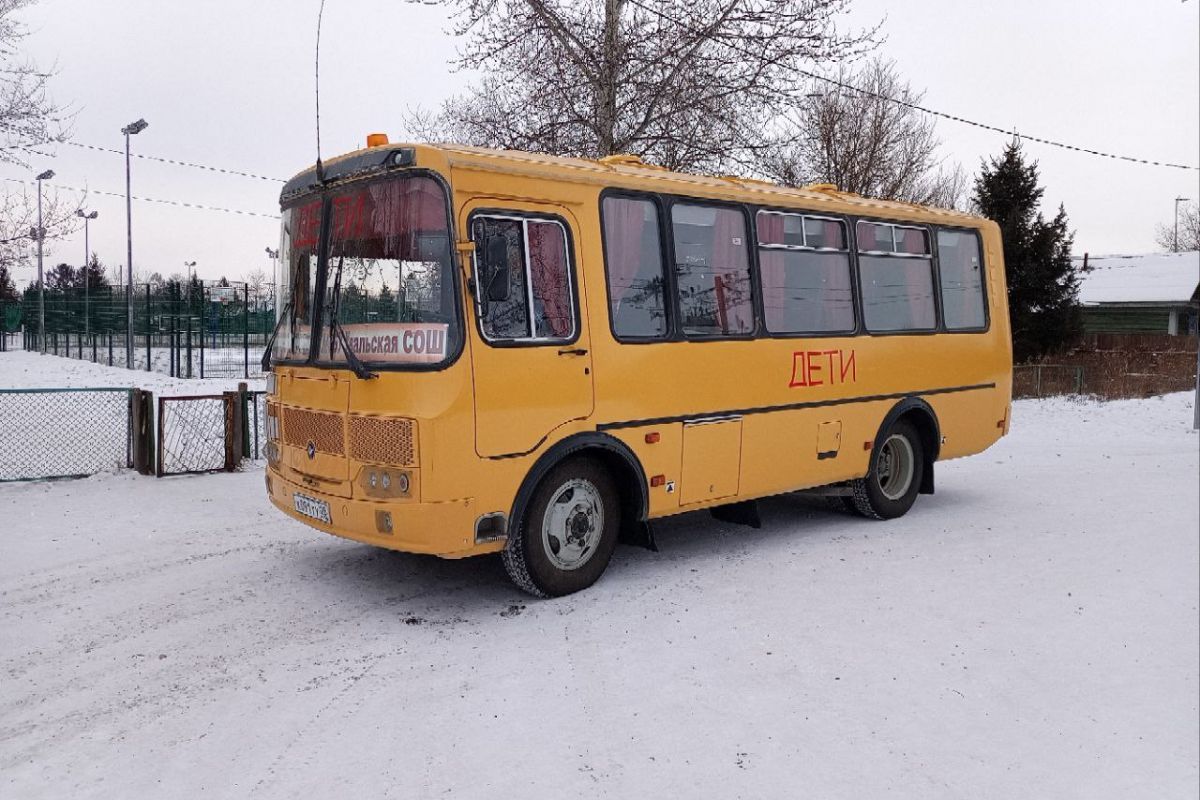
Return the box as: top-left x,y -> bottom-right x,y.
973,141 -> 1085,362
0,264 -> 16,303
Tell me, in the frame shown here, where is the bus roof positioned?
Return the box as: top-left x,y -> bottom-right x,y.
286,142 -> 985,226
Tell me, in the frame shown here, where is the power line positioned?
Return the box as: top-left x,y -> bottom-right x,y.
59,139 -> 287,183
0,122 -> 286,182
625,0 -> 1200,172
1,176 -> 281,220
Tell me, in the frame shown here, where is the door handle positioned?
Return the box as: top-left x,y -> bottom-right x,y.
557,348 -> 588,357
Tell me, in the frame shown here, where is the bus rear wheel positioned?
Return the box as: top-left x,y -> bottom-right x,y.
850,419 -> 923,520
502,457 -> 620,597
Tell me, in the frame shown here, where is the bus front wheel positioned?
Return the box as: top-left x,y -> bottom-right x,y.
503,457 -> 620,597
850,419 -> 924,520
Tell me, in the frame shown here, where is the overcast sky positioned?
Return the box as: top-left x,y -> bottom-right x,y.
5,0 -> 1198,289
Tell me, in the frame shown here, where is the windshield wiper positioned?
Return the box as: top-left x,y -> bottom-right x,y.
325,254 -> 377,380
260,297 -> 292,373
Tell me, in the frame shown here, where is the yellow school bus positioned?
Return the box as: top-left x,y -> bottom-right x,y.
262,139 -> 1012,596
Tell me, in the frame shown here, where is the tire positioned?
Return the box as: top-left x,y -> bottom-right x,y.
850,419 -> 924,520
502,457 -> 620,597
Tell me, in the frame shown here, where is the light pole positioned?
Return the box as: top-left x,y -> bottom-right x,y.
184,260 -> 197,301
35,169 -> 54,355
122,117 -> 148,368
76,209 -> 98,338
1175,196 -> 1191,253
265,247 -> 279,312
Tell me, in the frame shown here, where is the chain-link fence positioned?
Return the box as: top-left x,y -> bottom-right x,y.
156,389 -> 268,476
19,280 -> 274,379
157,394 -> 232,476
0,388 -> 132,481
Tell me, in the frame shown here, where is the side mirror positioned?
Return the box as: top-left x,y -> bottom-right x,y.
484,234 -> 510,302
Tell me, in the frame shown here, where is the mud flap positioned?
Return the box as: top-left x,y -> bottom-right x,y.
619,519 -> 658,552
710,500 -> 762,529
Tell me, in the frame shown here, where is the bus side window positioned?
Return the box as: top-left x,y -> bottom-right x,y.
601,196 -> 668,339
936,229 -> 987,330
756,211 -> 855,335
856,221 -> 937,333
670,203 -> 754,337
471,214 -> 576,342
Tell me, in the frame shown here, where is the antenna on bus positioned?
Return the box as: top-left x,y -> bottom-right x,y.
314,0 -> 328,184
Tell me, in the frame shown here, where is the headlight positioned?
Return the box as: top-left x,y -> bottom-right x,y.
357,468 -> 412,499
266,371 -> 277,396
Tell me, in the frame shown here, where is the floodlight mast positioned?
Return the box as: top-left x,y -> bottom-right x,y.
121,118 -> 148,368
35,169 -> 54,354
76,208 -> 99,338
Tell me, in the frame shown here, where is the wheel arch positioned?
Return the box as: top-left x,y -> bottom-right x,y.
876,397 -> 941,495
507,432 -> 651,545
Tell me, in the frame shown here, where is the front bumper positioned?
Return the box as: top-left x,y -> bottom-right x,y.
265,466 -> 496,558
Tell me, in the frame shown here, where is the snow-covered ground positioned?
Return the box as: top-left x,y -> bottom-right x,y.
1,348 -> 263,393
1,351 -> 1197,798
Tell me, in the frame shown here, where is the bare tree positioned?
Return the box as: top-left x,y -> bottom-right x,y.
0,185 -> 84,287
1154,202 -> 1200,252
0,0 -> 68,166
408,0 -> 877,173
246,266 -> 268,310
758,58 -> 966,208
0,0 -> 76,289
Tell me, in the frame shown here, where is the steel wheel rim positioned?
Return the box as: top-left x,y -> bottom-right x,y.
541,478 -> 604,571
876,434 -> 915,501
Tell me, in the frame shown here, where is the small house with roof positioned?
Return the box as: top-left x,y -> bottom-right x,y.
1075,251 -> 1200,336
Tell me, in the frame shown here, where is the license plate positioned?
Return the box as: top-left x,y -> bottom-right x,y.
293,493 -> 331,524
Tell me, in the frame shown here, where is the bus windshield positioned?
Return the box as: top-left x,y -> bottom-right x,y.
320,175 -> 457,367
272,173 -> 459,369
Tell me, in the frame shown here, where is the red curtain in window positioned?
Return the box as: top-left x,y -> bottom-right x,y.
891,229 -> 930,328
711,209 -> 750,332
527,222 -> 571,337
602,198 -> 647,305
757,214 -> 786,330
821,219 -> 844,249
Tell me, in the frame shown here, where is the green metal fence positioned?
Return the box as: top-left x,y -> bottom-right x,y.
19,280 -> 275,378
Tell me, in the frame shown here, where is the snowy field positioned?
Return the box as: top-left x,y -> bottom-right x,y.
1,352 -> 1197,798
1,347 -> 263,394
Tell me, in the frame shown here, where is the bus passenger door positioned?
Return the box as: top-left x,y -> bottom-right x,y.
462,202 -> 595,458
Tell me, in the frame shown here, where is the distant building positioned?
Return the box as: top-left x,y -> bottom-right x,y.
1075,251 -> 1199,336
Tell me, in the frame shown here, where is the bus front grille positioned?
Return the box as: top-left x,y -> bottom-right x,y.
348,415 -> 416,466
282,407 -> 345,456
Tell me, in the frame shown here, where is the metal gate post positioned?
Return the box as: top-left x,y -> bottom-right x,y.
131,389 -> 156,475
144,284 -> 152,372
222,391 -> 244,471
243,283 -> 250,379
238,382 -> 250,457
155,395 -> 165,477
200,285 -> 206,379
